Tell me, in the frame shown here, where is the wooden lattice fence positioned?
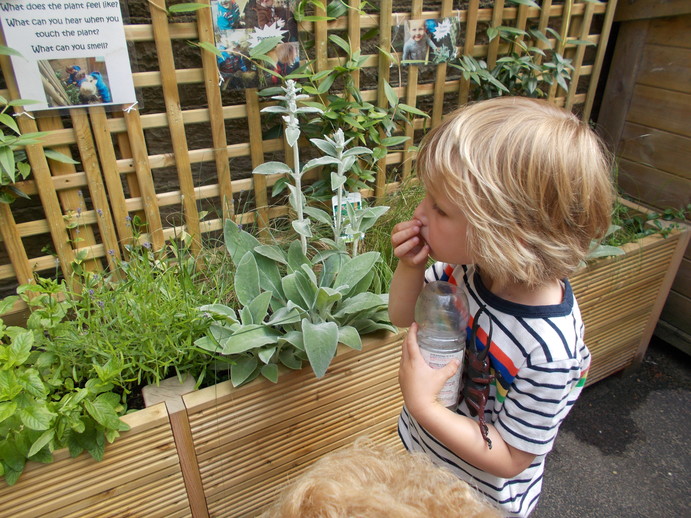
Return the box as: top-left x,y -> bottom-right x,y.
0,0 -> 617,320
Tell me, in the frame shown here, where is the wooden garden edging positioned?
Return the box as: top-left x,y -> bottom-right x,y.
0,331 -> 405,518
571,200 -> 690,386
1,209 -> 688,516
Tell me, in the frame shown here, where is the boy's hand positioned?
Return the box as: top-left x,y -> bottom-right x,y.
399,323 -> 461,417
391,219 -> 429,268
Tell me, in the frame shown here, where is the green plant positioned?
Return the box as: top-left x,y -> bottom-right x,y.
17,231 -> 218,396
603,201 -> 690,247
261,34 -> 427,199
195,80 -> 395,383
0,297 -> 129,486
452,27 -> 584,100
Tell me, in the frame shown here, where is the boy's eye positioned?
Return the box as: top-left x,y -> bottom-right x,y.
433,204 -> 446,216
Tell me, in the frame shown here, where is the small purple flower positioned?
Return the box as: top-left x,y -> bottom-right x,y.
97,208 -> 103,217
76,207 -> 82,216
108,249 -> 115,256
143,242 -> 152,250
97,300 -> 105,308
88,289 -> 95,296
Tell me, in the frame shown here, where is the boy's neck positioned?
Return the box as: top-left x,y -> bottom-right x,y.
479,270 -> 564,306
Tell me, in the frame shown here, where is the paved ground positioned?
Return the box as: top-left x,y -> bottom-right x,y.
532,337 -> 691,518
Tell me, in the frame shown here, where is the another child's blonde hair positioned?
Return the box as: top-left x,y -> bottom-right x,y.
416,96 -> 614,287
259,439 -> 501,518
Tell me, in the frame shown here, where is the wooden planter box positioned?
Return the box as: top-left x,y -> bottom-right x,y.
0,404 -> 191,518
2,207 -> 686,515
571,201 -> 690,386
0,331 -> 405,518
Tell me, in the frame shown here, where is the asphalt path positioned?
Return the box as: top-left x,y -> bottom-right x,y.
532,338 -> 691,518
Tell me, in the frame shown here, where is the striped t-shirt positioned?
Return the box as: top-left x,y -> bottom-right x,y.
398,263 -> 590,517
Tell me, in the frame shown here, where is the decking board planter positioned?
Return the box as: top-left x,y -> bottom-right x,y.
571,200 -> 689,386
1,210 -> 686,517
0,403 -> 192,518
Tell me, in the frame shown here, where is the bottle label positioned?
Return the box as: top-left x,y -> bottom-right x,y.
419,348 -> 465,408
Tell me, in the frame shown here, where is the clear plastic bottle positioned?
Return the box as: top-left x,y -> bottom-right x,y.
415,280 -> 470,409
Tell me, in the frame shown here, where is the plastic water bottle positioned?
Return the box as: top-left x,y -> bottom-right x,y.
415,280 -> 470,409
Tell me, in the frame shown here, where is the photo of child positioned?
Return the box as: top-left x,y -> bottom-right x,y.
38,58 -> 113,108
211,0 -> 299,90
395,17 -> 460,66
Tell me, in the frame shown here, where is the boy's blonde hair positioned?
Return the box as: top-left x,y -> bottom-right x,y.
259,439 -> 501,518
416,96 -> 614,287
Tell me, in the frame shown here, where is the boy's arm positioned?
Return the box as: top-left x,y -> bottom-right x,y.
400,324 -> 536,478
388,219 -> 429,327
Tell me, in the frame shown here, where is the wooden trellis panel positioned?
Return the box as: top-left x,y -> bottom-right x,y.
0,0 -> 616,319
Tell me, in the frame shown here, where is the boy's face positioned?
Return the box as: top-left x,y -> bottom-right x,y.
414,186 -> 472,265
409,23 -> 426,41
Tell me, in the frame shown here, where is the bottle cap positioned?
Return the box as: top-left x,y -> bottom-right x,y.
414,280 -> 470,337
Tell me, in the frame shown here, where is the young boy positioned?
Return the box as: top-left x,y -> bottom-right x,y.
402,18 -> 438,63
389,96 -> 613,517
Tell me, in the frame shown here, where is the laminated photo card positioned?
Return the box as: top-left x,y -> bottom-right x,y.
393,17 -> 460,66
0,0 -> 136,111
211,0 -> 299,90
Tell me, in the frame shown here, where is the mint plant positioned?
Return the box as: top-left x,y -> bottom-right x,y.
0,297 -> 129,486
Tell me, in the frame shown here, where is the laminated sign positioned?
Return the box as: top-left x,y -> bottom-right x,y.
0,0 -> 136,110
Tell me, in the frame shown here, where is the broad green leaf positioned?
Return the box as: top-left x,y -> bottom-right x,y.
258,346 -> 277,365
380,136 -> 410,147
294,268 -> 318,310
0,401 -> 17,424
234,251 -> 260,306
18,369 -> 46,399
224,219 -> 260,265
303,156 -> 340,172
28,429 -> 54,458
328,34 -> 351,54
8,330 -> 33,367
338,326 -> 362,350
0,295 -> 18,315
0,113 -> 19,135
334,252 -> 380,293
265,304 -> 302,326
303,206 -> 334,226
220,325 -> 281,354
253,244 -> 287,265
383,81 -> 399,108
18,405 -> 56,431
84,397 -> 124,430
310,138 -> 338,156
588,245 -> 626,259
253,161 -> 294,175
279,330 -> 304,351
199,304 -> 238,322
282,273 -> 308,309
0,147 -> 15,182
44,149 -> 79,164
231,356 -> 259,387
330,172 -> 348,191
249,36 -> 282,58
196,41 -> 225,58
292,218 -> 313,238
342,146 -> 373,157
334,292 -> 387,319
397,103 -> 429,118
260,363 -> 279,383
287,239 -> 310,272
248,291 -> 273,324
279,348 -> 303,370
302,319 -> 339,378
315,286 -> 342,314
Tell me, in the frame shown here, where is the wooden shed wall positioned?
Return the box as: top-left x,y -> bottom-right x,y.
597,0 -> 691,353
0,0 -> 617,322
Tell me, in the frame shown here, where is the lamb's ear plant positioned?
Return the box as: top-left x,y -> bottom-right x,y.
195,80 -> 395,384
